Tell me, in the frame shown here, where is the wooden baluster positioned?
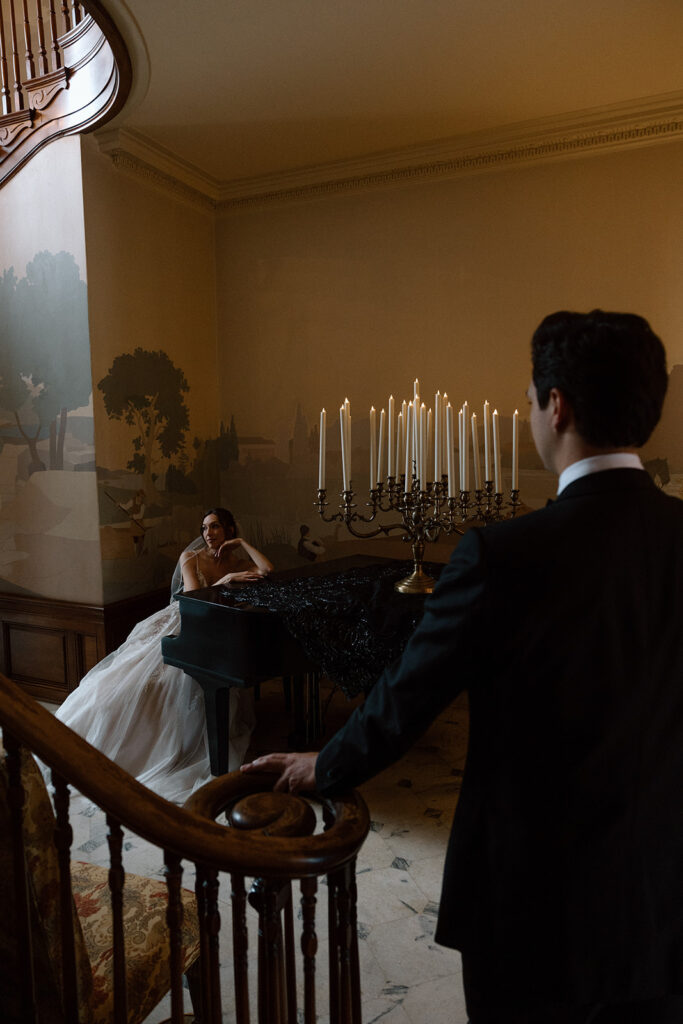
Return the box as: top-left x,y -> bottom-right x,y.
283,882 -> 297,1023
348,860 -> 362,1024
258,882 -> 283,1024
195,866 -> 213,1024
34,0 -> 48,76
323,802 -> 341,1024
164,851 -> 186,1024
197,865 -> 222,1024
60,1 -> 70,33
4,735 -> 36,1022
7,0 -> 25,110
0,2 -> 12,113
72,1 -> 82,26
300,877 -> 318,1024
21,1 -> 35,81
47,2 -> 60,71
52,771 -> 79,1022
335,863 -> 354,1024
328,871 -> 340,1024
106,814 -> 128,1024
231,872 -> 250,1024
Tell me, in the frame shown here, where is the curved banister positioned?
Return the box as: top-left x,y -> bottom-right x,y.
0,0 -> 131,186
0,669 -> 370,877
1,668 -> 370,1021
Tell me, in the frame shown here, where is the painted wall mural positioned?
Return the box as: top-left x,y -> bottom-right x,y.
0,250 -> 102,602
95,347 -> 220,602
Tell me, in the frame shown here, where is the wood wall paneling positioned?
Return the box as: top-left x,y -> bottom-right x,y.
0,588 -> 168,704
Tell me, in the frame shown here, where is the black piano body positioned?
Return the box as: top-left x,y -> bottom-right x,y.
161,556 -> 391,776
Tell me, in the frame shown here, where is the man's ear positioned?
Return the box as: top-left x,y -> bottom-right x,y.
548,388 -> 574,433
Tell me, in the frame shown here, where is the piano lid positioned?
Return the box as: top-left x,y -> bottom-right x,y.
186,555 -> 444,697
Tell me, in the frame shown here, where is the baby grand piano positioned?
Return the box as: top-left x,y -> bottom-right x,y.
161,557 -> 386,775
161,555 -> 436,776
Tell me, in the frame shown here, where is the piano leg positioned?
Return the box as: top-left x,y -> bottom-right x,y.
200,682 -> 231,776
287,673 -> 321,748
306,672 -> 321,744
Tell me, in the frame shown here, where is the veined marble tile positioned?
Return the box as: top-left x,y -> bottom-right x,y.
365,911 -> 461,989
407,852 -> 448,904
360,996 -> 414,1023
355,863 -> 429,925
402,966 -> 469,1024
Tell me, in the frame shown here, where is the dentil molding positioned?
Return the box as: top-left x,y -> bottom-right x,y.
95,91 -> 683,213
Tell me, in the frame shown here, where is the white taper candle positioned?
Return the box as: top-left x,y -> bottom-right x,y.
377,407 -> 386,486
340,406 -> 348,491
462,401 -> 469,491
369,406 -> 377,489
471,413 -> 481,491
388,395 -> 395,479
483,400 -> 491,482
512,409 -> 519,490
493,408 -> 501,493
318,408 -> 326,489
405,401 -> 413,492
446,403 -> 455,497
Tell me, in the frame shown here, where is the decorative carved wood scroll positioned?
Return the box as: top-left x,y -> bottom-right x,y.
0,0 -> 131,185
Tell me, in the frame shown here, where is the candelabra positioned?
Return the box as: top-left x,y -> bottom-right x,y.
316,475 -> 521,594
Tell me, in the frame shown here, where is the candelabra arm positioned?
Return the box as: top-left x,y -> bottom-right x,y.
344,519 -> 406,540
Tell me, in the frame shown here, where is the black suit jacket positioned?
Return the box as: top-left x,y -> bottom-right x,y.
317,469 -> 683,1005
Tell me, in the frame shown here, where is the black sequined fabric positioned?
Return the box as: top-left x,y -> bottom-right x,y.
226,561 -> 444,697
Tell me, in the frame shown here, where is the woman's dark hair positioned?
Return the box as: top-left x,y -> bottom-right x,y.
531,310 -> 668,448
201,507 -> 237,539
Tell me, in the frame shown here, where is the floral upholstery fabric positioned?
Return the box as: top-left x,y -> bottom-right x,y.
0,737 -> 200,1024
0,739 -> 93,1023
72,860 -> 200,1024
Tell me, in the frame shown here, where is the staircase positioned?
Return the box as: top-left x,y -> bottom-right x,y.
0,0 -> 130,186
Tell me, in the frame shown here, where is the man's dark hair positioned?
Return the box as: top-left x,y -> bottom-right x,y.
531,310 -> 668,448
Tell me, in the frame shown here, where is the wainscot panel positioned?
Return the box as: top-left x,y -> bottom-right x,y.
0,588 -> 169,703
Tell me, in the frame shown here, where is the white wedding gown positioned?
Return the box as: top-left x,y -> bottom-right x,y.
55,568 -> 256,804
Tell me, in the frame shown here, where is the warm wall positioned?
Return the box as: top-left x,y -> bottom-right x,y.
0,138 -> 103,603
214,140 -> 683,563
81,136 -> 222,601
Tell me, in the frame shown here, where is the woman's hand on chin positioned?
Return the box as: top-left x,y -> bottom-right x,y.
214,537 -> 242,560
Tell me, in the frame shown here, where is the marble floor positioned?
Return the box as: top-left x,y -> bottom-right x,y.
52,681 -> 470,1024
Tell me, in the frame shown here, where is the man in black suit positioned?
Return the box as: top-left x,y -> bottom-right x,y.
243,310 -> 683,1023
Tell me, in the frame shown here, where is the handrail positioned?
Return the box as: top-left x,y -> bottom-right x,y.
0,669 -> 370,877
0,0 -> 131,186
1,668 -> 370,1022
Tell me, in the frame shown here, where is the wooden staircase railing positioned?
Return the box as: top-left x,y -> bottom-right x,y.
0,0 -> 131,186
0,670 -> 370,1023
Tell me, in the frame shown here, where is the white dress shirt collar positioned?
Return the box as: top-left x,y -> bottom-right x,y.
557,453 -> 645,495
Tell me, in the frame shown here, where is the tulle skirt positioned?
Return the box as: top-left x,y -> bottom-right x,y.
55,602 -> 256,804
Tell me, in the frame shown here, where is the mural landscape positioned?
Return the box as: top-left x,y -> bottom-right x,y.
1,250 -> 681,603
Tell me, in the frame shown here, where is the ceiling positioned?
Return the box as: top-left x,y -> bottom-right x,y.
104,0 -> 683,187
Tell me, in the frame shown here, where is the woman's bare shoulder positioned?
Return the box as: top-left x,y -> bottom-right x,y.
180,548 -> 200,565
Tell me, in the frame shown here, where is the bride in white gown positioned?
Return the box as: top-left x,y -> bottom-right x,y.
55,508 -> 274,804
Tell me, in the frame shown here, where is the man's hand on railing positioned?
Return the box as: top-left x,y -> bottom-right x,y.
241,752 -> 318,794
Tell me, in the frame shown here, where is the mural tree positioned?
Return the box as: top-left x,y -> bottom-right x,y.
0,252 -> 91,473
97,349 -> 190,501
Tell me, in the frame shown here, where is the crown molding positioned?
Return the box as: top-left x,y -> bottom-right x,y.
95,91 -> 683,213
95,126 -> 219,210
